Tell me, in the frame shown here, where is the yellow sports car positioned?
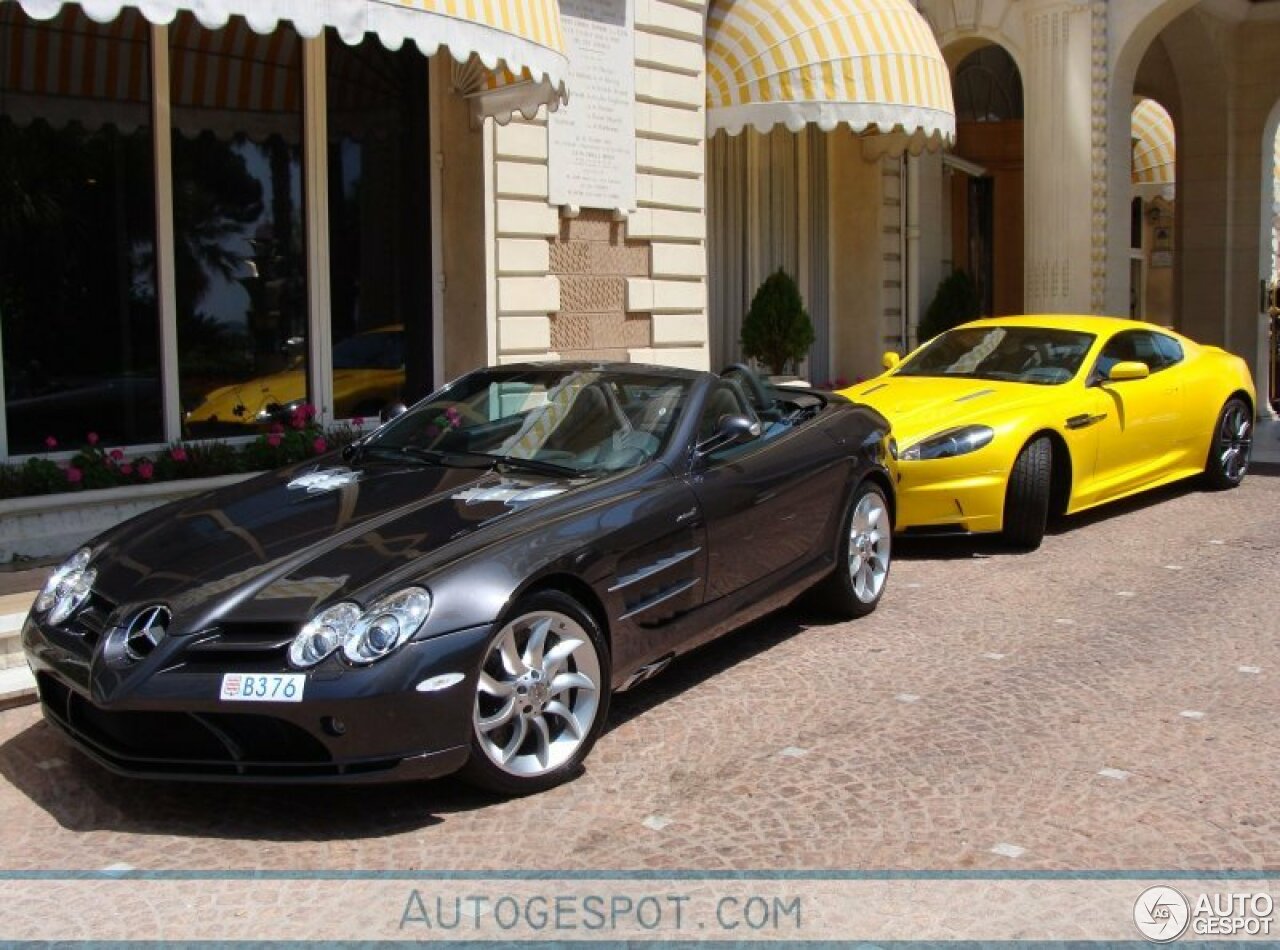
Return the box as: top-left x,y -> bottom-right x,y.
838,315 -> 1256,549
185,326 -> 404,431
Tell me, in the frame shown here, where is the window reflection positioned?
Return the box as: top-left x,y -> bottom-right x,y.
326,32 -> 432,419
0,6 -> 161,453
173,15 -> 308,437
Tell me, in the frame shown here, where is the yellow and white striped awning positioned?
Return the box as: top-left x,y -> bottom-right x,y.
1132,98 -> 1175,186
3,0 -> 569,115
706,0 -> 954,151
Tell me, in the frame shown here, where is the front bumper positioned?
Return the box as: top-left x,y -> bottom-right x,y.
23,614 -> 493,784
893,455 -> 1008,534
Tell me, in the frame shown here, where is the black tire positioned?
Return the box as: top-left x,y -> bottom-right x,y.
1203,397 -> 1252,490
459,590 -> 611,796
812,480 -> 892,619
1002,436 -> 1052,550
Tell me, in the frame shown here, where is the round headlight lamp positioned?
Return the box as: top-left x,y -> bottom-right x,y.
342,587 -> 431,664
36,547 -> 97,625
288,602 -> 361,668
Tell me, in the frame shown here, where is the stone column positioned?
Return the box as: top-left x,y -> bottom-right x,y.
1022,0 -> 1099,314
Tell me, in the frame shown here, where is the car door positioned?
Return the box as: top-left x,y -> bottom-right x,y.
1082,328 -> 1185,498
683,381 -> 842,601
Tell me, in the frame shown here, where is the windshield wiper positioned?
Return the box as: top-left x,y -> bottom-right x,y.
370,445 -> 584,478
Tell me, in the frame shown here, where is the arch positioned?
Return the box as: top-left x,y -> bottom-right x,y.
919,0 -> 1027,79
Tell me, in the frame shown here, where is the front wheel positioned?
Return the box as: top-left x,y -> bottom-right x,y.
1204,397 -> 1252,489
460,590 -> 611,796
812,480 -> 892,618
1002,436 -> 1052,550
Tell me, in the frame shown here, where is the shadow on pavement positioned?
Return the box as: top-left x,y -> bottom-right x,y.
0,716 -> 488,839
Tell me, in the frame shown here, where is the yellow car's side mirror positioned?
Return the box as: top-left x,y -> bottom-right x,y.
882,351 -> 901,371
1105,360 -> 1150,382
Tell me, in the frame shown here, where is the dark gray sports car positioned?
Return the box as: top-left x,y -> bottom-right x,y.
23,362 -> 894,794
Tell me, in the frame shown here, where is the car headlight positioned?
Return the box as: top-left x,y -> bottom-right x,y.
36,547 -> 97,625
288,587 -> 431,669
899,425 -> 995,461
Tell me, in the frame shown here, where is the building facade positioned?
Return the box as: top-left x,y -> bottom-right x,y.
2,0 -> 1278,471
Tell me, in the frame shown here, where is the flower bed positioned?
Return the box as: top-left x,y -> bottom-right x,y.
1,404 -> 360,500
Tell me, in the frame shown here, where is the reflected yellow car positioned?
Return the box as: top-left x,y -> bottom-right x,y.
838,315 -> 1256,549
186,326 -> 404,429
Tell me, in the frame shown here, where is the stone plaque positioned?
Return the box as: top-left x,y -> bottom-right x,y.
548,0 -> 636,212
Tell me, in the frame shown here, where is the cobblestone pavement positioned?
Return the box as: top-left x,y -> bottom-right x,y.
1,472 -> 1278,873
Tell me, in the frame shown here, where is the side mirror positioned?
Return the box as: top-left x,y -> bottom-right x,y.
380,401 -> 408,423
882,351 -> 901,371
1104,360 -> 1150,383
697,414 -> 762,455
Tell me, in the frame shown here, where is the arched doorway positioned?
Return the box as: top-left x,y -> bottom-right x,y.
948,43 -> 1023,317
1129,97 -> 1177,325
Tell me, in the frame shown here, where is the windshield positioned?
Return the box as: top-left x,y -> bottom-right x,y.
896,326 -> 1096,385
368,369 -> 692,474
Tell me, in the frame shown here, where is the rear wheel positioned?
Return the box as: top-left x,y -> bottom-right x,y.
1002,436 -> 1052,550
460,590 -> 610,796
1204,397 -> 1252,489
812,480 -> 892,618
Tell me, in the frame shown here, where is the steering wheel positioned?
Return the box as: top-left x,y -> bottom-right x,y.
719,363 -> 775,416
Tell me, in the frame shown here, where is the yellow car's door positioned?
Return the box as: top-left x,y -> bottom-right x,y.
1080,329 -> 1185,502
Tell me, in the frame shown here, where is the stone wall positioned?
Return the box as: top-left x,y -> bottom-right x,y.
550,210 -> 653,362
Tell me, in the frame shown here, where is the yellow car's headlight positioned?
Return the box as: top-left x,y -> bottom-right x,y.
900,425 -> 994,461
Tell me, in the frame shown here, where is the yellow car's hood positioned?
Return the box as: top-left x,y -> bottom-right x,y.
839,375 -> 1060,446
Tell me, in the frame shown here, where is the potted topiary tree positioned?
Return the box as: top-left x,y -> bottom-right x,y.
917,269 -> 982,343
740,268 -> 815,377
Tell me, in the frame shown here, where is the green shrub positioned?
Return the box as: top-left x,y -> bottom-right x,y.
918,269 -> 982,343
740,268 -> 815,376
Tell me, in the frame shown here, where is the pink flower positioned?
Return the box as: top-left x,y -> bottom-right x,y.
86,432 -> 99,446
289,411 -> 306,430
44,436 -> 57,450
119,463 -> 134,476
65,466 -> 82,484
352,416 -> 365,427
109,448 -> 124,461
269,422 -> 285,435
312,437 -> 327,455
267,433 -> 283,448
303,404 -> 317,420
170,447 -> 187,463
138,461 -> 154,480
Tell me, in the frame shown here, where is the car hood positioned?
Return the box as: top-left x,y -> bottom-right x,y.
839,375 -> 1058,446
87,457 -> 587,630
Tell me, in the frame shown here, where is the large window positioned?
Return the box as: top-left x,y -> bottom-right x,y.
173,15 -> 308,437
325,32 -> 433,418
0,8 -> 444,459
0,7 -> 162,453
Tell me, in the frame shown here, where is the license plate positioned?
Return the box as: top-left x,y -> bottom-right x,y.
219,673 -> 306,703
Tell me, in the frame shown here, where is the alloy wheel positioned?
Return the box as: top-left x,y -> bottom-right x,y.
473,610 -> 602,777
849,490 -> 891,603
1219,402 -> 1253,483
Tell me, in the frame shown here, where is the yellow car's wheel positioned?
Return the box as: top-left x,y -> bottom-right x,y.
1204,397 -> 1252,489
1002,436 -> 1052,551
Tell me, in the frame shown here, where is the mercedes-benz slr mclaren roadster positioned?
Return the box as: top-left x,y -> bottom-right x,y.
24,363 -> 894,795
